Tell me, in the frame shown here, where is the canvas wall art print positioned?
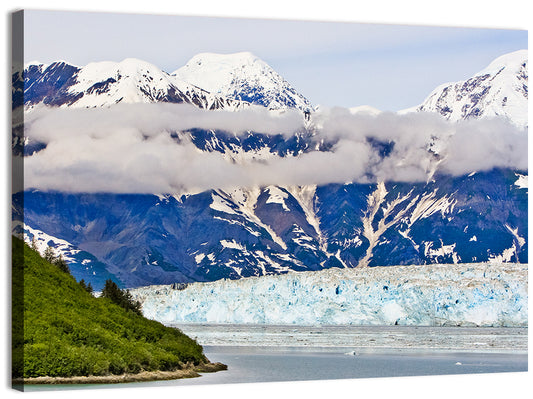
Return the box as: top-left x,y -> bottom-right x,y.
11,8 -> 527,392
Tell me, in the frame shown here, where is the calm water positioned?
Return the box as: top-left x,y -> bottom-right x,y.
22,345 -> 527,391
137,346 -> 528,387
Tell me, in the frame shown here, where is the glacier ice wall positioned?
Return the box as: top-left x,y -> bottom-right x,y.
132,263 -> 528,327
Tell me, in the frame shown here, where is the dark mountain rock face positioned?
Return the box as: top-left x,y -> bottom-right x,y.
12,52 -> 528,289
23,62 -> 82,107
13,168 -> 527,288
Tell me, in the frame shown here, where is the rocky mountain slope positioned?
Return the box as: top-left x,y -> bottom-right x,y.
14,168 -> 527,288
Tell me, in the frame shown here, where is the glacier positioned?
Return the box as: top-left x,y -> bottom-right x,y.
132,262 -> 527,327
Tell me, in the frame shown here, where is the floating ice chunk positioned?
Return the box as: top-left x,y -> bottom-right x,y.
344,351 -> 359,356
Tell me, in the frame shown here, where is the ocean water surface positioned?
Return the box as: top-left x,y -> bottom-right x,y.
147,345 -> 528,386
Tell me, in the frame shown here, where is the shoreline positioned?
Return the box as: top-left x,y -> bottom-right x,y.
13,362 -> 227,385
18,347 -> 527,390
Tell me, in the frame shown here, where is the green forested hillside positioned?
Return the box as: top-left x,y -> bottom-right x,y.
11,236 -> 208,380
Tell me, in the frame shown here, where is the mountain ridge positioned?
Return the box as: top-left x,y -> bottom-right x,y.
18,49 -> 527,126
17,52 -> 314,113
17,58 -> 251,112
12,50 -> 529,289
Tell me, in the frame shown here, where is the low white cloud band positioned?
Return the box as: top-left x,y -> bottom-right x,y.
21,103 -> 527,194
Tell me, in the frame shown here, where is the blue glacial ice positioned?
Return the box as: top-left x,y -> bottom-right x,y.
132,263 -> 527,327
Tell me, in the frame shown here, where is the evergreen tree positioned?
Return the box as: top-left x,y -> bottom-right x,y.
53,254 -> 70,274
101,279 -> 142,315
79,279 -> 94,294
101,279 -> 121,302
43,246 -> 55,263
30,236 -> 38,251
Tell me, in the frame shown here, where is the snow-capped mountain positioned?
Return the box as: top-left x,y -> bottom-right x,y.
13,55 -> 314,158
18,58 -> 249,111
173,52 -> 313,112
405,50 -> 528,128
12,50 -> 528,289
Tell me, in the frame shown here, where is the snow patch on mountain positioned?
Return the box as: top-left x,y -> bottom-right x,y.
18,222 -> 80,262
489,245 -> 520,263
505,224 -> 526,248
220,239 -> 246,251
286,185 -> 326,250
211,188 -> 288,250
358,182 -> 448,267
265,186 -> 290,211
514,173 -> 528,190
424,241 -> 460,263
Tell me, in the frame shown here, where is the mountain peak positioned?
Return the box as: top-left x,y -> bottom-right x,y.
173,52 -> 312,111
405,49 -> 528,128
24,60 -> 78,69
187,51 -> 261,63
349,105 -> 382,116
478,49 -> 528,75
18,57 -> 251,111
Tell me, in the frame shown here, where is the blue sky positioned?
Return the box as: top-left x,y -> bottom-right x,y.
24,9 -> 527,111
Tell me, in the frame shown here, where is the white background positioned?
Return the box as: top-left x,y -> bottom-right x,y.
1,1 -> 530,398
